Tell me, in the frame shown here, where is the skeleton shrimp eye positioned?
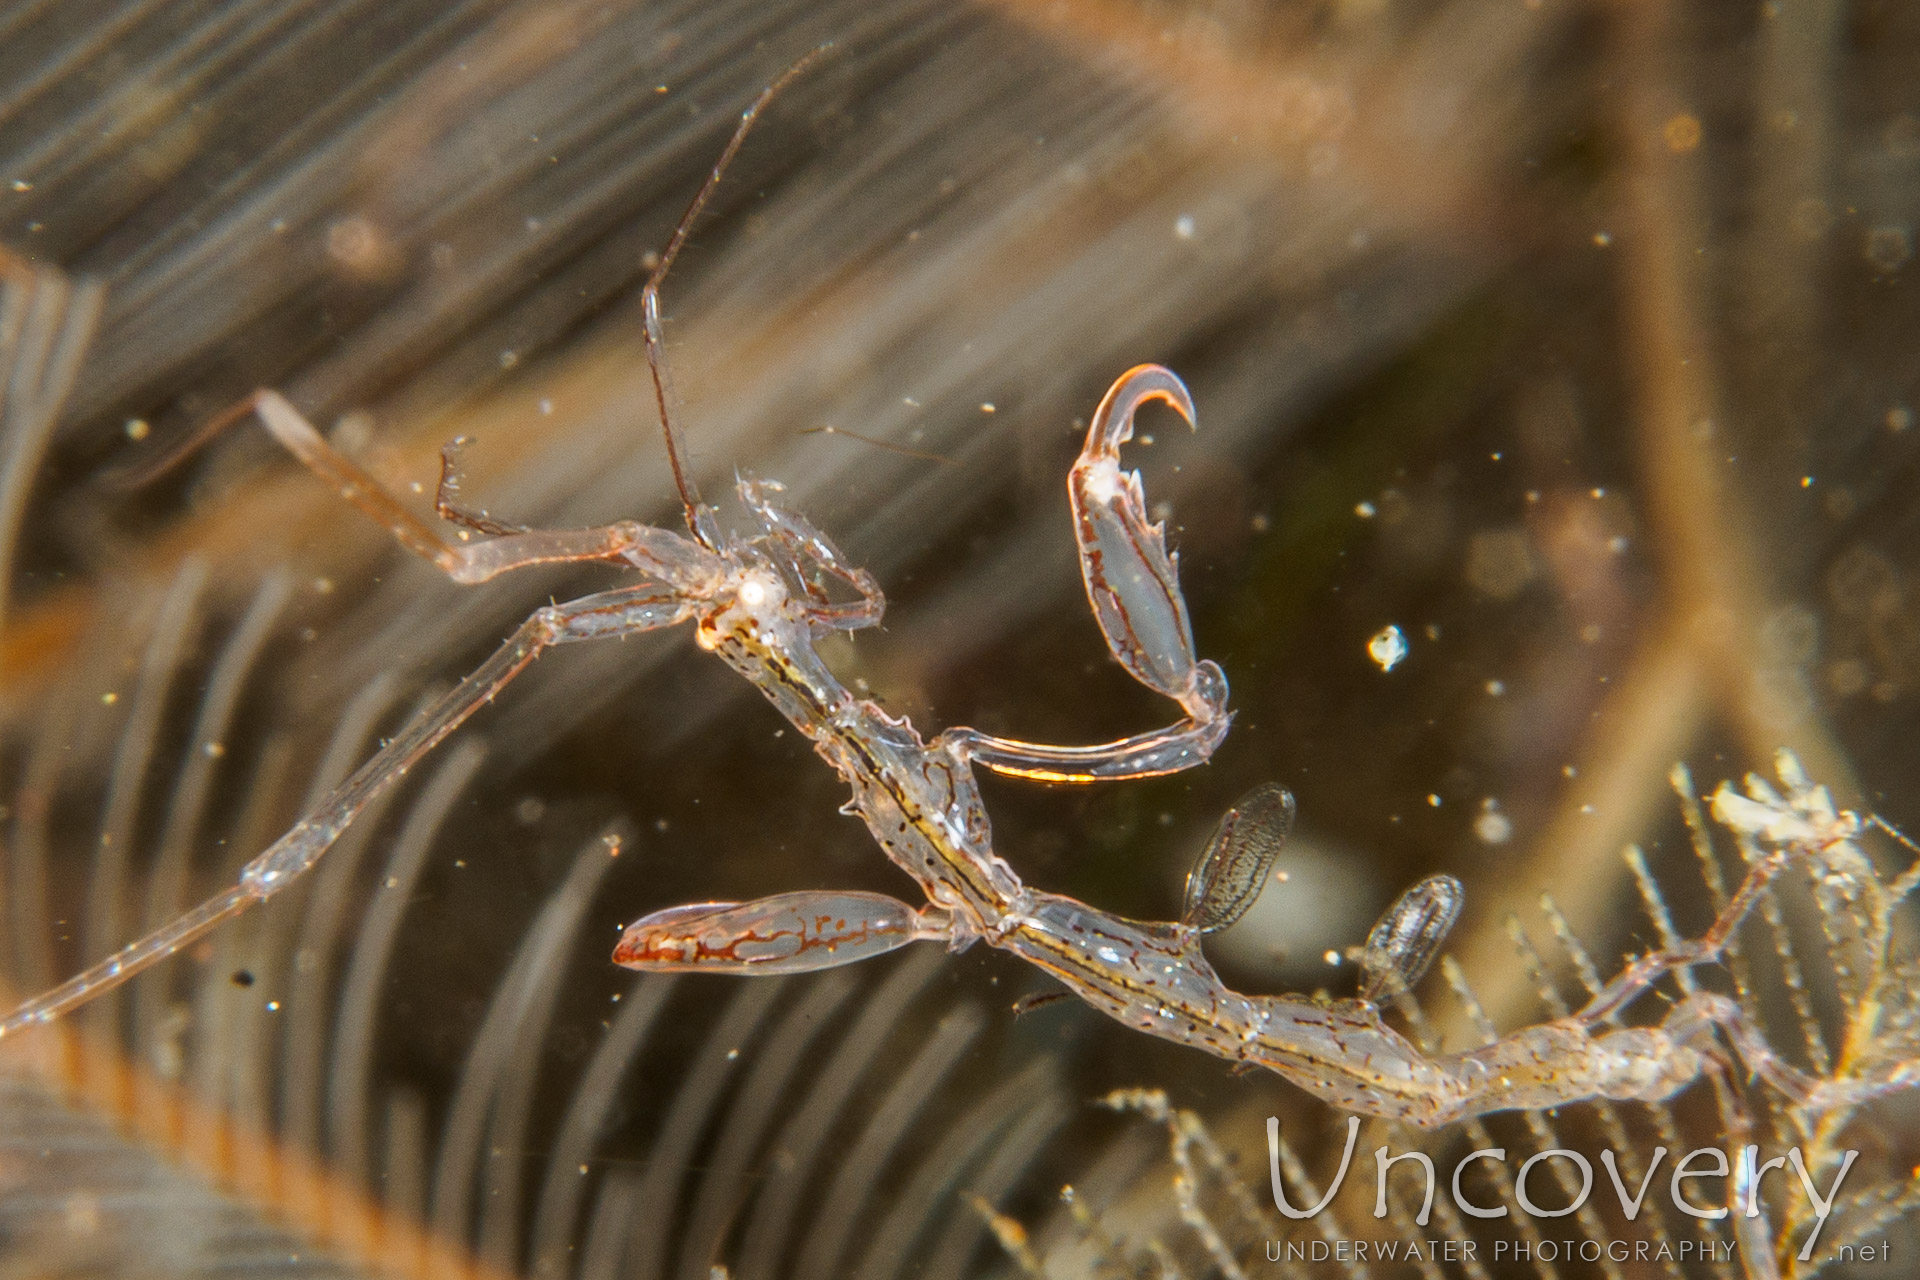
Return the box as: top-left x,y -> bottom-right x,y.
733,571 -> 786,613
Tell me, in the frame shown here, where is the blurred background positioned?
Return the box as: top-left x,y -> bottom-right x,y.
0,0 -> 1917,1276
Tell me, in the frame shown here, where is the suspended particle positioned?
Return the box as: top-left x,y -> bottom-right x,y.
1368,625 -> 1408,672
1474,800 -> 1513,845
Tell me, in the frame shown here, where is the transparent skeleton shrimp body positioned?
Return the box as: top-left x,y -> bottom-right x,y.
5,56 -> 1906,1130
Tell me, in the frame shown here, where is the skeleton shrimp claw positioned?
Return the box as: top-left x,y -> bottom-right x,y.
1070,366 -> 1210,704
942,366 -> 1231,783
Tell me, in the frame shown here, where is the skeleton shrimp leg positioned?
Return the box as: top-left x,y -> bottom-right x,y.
213,391 -> 716,585
0,582 -> 695,1035
940,366 -> 1230,783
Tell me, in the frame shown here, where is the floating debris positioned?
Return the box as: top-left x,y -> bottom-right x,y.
1367,625 -> 1408,672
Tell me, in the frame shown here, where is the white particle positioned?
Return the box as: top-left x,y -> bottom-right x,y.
1356,501 -> 1376,518
1368,625 -> 1408,672
1174,214 -> 1196,240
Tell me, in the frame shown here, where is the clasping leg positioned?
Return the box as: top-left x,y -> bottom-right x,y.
943,365 -> 1230,782
0,582 -> 696,1038
113,389 -> 713,588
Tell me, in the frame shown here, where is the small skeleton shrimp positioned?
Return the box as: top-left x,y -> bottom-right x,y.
5,58 -> 1906,1133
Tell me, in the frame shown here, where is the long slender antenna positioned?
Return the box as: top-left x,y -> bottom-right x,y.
99,393 -> 270,491
642,43 -> 834,548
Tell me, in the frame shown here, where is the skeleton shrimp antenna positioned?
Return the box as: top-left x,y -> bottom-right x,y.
640,43 -> 833,548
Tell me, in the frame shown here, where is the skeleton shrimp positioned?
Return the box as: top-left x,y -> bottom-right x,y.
2,55 -> 1896,1130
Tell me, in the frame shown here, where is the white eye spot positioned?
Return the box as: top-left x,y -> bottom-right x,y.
739,581 -> 766,607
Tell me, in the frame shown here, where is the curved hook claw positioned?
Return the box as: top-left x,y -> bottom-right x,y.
1087,364 -> 1196,455
1069,364 -> 1214,713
